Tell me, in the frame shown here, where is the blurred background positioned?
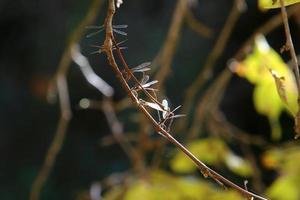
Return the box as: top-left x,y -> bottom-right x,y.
1,0 -> 300,199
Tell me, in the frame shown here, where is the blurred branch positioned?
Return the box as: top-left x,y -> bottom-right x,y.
102,99 -> 145,173
71,44 -> 114,97
178,0 -> 246,132
30,1 -> 103,200
71,44 -> 145,173
153,0 -> 188,91
210,110 -> 267,146
185,9 -> 213,38
101,0 -> 266,199
188,68 -> 231,139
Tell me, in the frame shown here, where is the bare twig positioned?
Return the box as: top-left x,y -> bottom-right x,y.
185,9 -> 213,38
30,76 -> 71,200
154,0 -> 188,90
72,43 -> 145,172
178,0 -> 246,132
101,0 -> 267,199
279,0 -> 300,138
30,1 -> 103,200
102,99 -> 145,173
210,110 -> 267,146
71,44 -> 114,97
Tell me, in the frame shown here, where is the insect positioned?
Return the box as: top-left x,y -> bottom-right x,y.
140,99 -> 185,132
86,24 -> 128,38
90,39 -> 128,54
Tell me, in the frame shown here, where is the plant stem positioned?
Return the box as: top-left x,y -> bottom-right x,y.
279,0 -> 300,138
102,0 -> 267,199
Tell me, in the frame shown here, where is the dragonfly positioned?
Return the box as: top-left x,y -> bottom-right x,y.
90,39 -> 128,54
86,24 -> 128,38
140,99 -> 185,132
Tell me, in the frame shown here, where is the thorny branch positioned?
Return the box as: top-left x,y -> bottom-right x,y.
100,0 -> 267,199
30,1 -> 103,200
279,0 -> 300,138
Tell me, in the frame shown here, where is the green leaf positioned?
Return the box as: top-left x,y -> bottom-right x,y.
259,0 -> 300,9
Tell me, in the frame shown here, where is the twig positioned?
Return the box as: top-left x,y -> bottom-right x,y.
71,43 -> 145,172
188,68 -> 231,139
178,0 -> 246,132
154,0 -> 188,90
102,99 -> 145,173
101,0 -> 266,199
71,44 -> 114,97
279,0 -> 300,138
210,110 -> 267,146
29,1 -> 103,199
185,8 -> 213,38
30,76 -> 71,200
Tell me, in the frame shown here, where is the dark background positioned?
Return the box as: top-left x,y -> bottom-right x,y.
0,0 -> 299,199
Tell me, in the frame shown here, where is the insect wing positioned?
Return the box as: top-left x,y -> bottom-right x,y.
113,29 -> 127,36
143,101 -> 164,112
162,99 -> 169,119
112,24 -> 128,29
142,80 -> 158,88
132,62 -> 151,73
141,75 -> 150,85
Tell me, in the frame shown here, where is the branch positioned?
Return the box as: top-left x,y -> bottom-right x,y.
279,0 -> 300,138
178,0 -> 246,132
153,0 -> 188,90
185,8 -> 213,38
101,0 -> 266,199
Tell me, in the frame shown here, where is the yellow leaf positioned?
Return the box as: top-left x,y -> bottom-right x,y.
259,0 -> 300,9
264,147 -> 300,171
170,138 -> 228,173
224,152 -> 253,177
253,82 -> 283,119
232,35 -> 298,140
261,148 -> 283,169
105,170 -> 244,200
266,175 -> 300,200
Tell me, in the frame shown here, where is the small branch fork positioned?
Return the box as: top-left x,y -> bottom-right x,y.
279,0 -> 300,138
100,0 -> 267,199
